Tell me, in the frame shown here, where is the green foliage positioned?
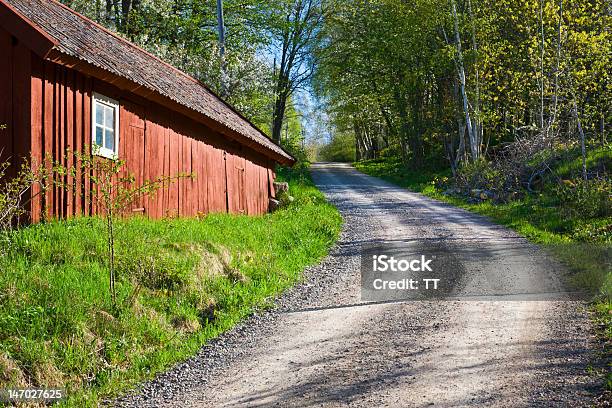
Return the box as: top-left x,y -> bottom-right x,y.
56,147 -> 191,306
0,168 -> 341,406
455,160 -> 504,193
554,178 -> 612,219
571,219 -> 612,243
0,156 -> 52,238
61,0 -> 322,145
278,99 -> 310,164
354,157 -> 452,192
116,247 -> 193,291
316,0 -> 610,170
318,132 -> 355,162
268,0 -> 322,143
555,145 -> 612,179
547,243 -> 612,299
62,0 -> 283,131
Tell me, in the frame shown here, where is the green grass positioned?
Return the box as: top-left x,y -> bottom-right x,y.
355,153 -> 611,389
0,166 -> 342,406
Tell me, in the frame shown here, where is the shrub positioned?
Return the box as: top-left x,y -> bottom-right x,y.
0,156 -> 51,238
555,178 -> 612,219
455,160 -> 505,193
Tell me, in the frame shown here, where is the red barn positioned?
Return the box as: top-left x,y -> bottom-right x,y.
0,0 -> 294,222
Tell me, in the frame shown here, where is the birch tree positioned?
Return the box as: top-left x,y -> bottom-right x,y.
451,0 -> 479,161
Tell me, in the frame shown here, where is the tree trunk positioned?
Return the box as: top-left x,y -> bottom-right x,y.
393,86 -> 412,165
105,0 -> 113,25
601,114 -> 606,146
572,101 -> 588,180
216,0 -> 228,98
548,0 -> 563,133
467,0 -> 483,152
451,0 -> 478,161
354,120 -> 364,161
539,0 -> 546,130
272,86 -> 288,144
409,90 -> 424,168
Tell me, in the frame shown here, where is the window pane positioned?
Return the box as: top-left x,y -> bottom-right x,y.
95,126 -> 103,146
104,106 -> 115,129
105,129 -> 115,151
95,102 -> 104,126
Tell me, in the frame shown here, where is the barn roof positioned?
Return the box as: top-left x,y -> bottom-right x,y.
0,0 -> 295,165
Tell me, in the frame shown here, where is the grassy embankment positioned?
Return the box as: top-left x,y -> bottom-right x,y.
355,148 -> 611,387
0,166 -> 342,406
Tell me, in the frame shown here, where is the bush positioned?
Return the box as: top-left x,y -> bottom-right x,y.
555,178 -> 612,219
0,156 -> 51,243
455,160 -> 505,193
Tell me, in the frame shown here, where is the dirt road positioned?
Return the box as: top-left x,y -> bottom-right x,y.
117,163 -> 597,407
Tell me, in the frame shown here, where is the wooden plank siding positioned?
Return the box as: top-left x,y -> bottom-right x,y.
0,34 -> 32,222
30,53 -> 42,222
12,52 -> 274,222
0,28 -> 14,172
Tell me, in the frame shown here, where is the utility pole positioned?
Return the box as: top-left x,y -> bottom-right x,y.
216,0 -> 228,98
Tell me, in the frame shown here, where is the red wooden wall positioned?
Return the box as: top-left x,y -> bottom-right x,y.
0,27 -> 32,182
1,34 -> 276,222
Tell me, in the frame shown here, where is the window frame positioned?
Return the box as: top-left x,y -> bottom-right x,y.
91,92 -> 120,159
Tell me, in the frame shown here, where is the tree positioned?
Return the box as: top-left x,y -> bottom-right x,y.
270,0 -> 324,144
62,0 -> 282,131
315,0 -> 609,177
58,147 -> 190,306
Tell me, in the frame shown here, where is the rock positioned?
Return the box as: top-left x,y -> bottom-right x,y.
273,182 -> 289,195
268,198 -> 280,212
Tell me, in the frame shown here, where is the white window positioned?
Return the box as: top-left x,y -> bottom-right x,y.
92,93 -> 120,159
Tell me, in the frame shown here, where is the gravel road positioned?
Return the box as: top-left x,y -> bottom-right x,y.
115,162 -> 599,407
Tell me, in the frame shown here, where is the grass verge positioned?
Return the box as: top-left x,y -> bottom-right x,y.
355,155 -> 610,390
0,166 -> 342,406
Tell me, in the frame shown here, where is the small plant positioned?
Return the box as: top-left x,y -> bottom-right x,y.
58,146 -> 192,307
455,160 -> 504,193
554,177 -> 612,220
276,189 -> 293,207
0,154 -> 52,249
432,175 -> 450,191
